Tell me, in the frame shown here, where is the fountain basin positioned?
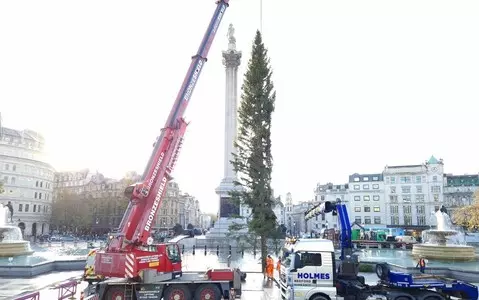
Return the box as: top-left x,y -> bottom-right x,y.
412,244 -> 476,261
0,241 -> 34,257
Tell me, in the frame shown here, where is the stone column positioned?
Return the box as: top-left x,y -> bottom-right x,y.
215,24 -> 242,219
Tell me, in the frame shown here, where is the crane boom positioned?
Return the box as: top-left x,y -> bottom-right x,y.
111,0 -> 230,249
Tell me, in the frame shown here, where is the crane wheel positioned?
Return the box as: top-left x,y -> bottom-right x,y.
105,286 -> 126,300
194,284 -> 222,300
164,285 -> 192,300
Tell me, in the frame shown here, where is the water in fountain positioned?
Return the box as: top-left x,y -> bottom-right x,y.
412,208 -> 475,260
0,206 -> 33,257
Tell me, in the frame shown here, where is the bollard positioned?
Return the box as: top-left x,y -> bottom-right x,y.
204,245 -> 207,256
48,242 -> 52,247
182,244 -> 185,254
227,255 -> 231,267
229,245 -> 232,255
216,245 -> 219,256
61,241 -> 65,247
253,245 -> 256,256
192,245 -> 196,255
241,248 -> 244,257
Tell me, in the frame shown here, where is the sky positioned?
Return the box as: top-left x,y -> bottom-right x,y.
1,0 -> 479,214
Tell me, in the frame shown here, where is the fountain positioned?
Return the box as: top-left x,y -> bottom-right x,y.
0,207 -> 33,257
412,208 -> 476,261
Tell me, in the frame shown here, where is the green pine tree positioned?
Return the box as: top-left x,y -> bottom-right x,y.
231,30 -> 277,273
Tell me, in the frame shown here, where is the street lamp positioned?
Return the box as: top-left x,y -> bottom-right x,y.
293,222 -> 296,237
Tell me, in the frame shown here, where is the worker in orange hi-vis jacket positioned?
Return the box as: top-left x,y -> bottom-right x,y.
265,255 -> 274,280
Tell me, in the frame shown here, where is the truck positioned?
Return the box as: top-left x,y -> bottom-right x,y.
82,1 -> 244,299
279,200 -> 478,300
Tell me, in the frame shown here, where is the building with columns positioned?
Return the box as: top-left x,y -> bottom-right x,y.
0,123 -> 55,237
383,156 -> 444,228
443,174 -> 479,216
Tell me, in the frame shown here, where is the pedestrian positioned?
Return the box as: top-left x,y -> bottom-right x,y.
276,258 -> 282,276
416,256 -> 426,273
265,255 -> 274,280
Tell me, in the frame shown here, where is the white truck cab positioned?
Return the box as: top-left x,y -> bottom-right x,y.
279,238 -> 338,300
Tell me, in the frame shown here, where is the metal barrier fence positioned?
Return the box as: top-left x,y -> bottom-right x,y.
13,277 -> 81,300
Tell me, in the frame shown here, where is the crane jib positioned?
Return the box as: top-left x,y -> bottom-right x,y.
147,152 -> 165,191
145,175 -> 168,232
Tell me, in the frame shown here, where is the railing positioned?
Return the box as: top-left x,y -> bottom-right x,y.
12,277 -> 81,300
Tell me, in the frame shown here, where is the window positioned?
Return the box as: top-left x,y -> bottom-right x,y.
415,195 -> 424,202
431,186 -> 441,193
355,216 -> 361,224
11,177 -> 15,184
353,177 -> 360,182
33,205 -> 37,213
354,185 -> 360,190
390,177 -> 396,184
403,205 -> 412,214
354,207 -> 361,212
373,195 -> 380,201
402,186 -> 411,193
404,215 -> 412,225
433,194 -> 439,201
417,216 -> 426,225
415,176 -> 421,183
34,192 -> 37,199
402,195 -> 411,202
400,176 -> 411,183
390,186 -> 396,193
372,176 -> 379,181
374,217 -> 381,224
25,204 -> 30,212
363,195 -> 370,201
416,186 -> 422,193
4,164 -> 9,171
389,195 -> 398,202
363,184 -> 370,189
373,206 -> 380,212
364,217 -> 371,224
416,205 -> 425,214
12,165 -> 16,171
364,206 -> 371,212
354,196 -> 360,201
301,253 -> 322,266
390,216 -> 399,225
363,177 -> 369,181
372,184 -> 379,189
390,205 -> 398,214
18,204 -> 23,212
433,176 -> 437,182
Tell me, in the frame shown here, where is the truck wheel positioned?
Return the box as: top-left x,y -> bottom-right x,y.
309,295 -> 329,300
164,285 -> 192,300
194,284 -> 221,300
105,286 -> 126,300
375,263 -> 389,280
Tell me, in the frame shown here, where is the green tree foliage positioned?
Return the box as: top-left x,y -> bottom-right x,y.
51,191 -> 93,232
0,181 -> 4,194
231,30 -> 277,272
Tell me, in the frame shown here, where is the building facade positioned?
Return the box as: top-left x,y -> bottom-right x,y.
0,126 -> 55,236
382,156 -> 444,228
53,170 -> 135,233
348,174 -> 385,227
443,174 -> 479,215
314,183 -> 349,230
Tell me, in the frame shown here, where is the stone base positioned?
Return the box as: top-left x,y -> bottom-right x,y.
0,242 -> 33,257
205,217 -> 247,239
411,244 -> 476,261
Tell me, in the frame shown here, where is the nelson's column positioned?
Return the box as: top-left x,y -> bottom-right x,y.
207,24 -> 244,240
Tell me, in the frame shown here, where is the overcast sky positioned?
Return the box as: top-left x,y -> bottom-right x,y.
1,0 -> 478,214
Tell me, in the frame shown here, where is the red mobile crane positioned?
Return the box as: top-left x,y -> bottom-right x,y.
88,1 -> 243,299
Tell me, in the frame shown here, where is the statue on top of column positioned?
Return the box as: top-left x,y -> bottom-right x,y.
227,24 -> 236,50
